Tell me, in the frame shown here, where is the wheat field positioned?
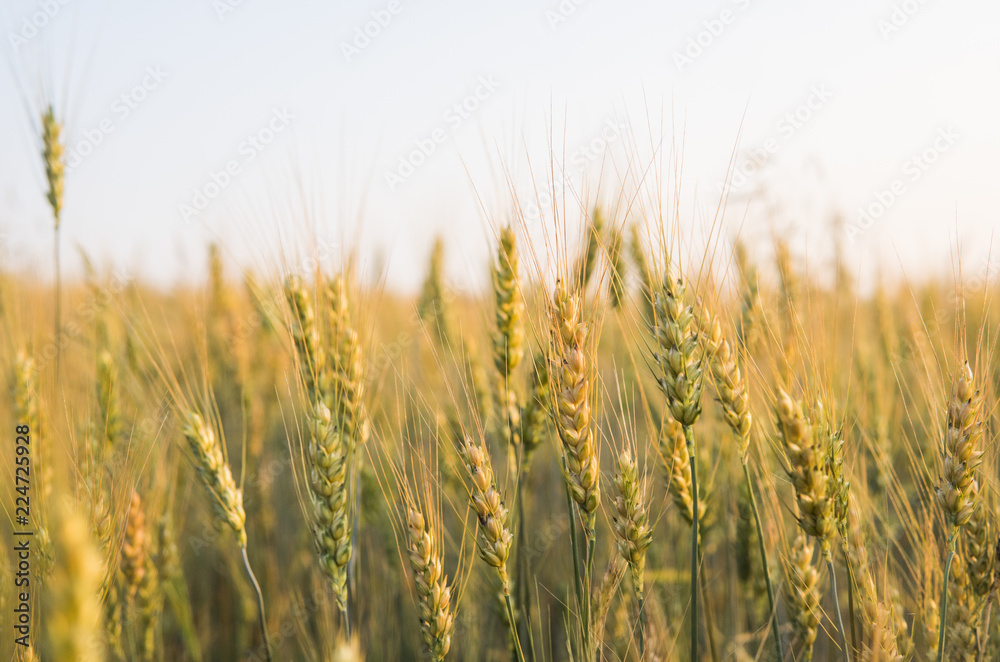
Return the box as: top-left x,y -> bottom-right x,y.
2,109 -> 999,662
8,58 -> 1000,662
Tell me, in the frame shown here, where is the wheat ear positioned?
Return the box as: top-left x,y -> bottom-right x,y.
307,401 -> 352,611
457,435 -> 523,660
702,304 -> 784,661
182,411 -> 271,660
288,275 -> 359,626
405,505 -> 456,661
611,448 -> 652,654
628,224 -> 655,324
549,282 -> 600,528
786,532 -> 821,662
121,490 -> 159,662
326,273 -> 369,449
43,501 -> 105,662
936,363 -> 983,662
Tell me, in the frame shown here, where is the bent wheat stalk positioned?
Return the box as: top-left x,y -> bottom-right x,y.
457,435 -> 523,662
775,389 -> 849,662
182,412 -> 272,661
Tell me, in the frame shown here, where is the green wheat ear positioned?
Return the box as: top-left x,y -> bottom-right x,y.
42,105 -> 65,227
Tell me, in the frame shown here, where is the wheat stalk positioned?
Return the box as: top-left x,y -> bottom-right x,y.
576,208 -> 605,292
936,362 -> 984,662
701,302 -> 784,660
606,227 -> 626,310
649,262 -> 705,662
418,237 -> 456,349
628,224 -> 655,324
456,434 -> 522,660
611,448 -> 652,654
182,411 -> 271,659
121,490 -> 159,661
42,501 -> 105,662
520,352 -> 551,463
776,389 -> 851,660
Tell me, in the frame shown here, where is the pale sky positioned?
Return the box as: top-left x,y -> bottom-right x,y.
1,0 -> 998,293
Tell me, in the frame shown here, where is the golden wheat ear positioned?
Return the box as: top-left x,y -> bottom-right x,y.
42,501 -> 105,662
404,503 -> 456,661
548,282 -> 600,529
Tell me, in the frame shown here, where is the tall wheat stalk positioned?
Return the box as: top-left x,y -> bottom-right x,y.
702,304 -> 784,661
549,280 -> 601,660
649,263 -> 705,662
41,106 -> 65,378
935,363 -> 983,662
775,389 -> 850,662
182,411 -> 272,661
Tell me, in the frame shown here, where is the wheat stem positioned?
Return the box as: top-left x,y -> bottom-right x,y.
688,426 -> 700,662
241,545 -> 272,661
566,485 -> 584,620
938,539 -> 956,662
504,593 -> 526,662
637,594 -> 646,657
742,462 -> 784,662
586,527 -> 596,661
827,555 -> 850,662
847,561 -> 857,657
515,475 -> 537,662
